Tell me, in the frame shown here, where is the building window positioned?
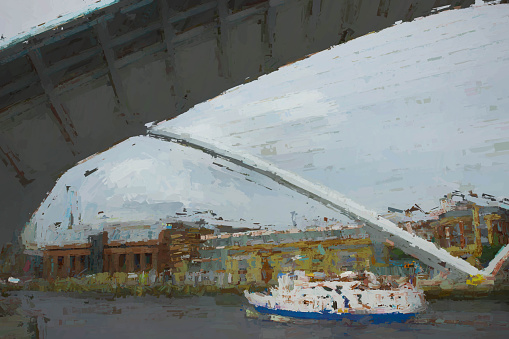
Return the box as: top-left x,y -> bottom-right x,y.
80,255 -> 86,273
70,256 -> 76,276
57,256 -> 64,271
134,254 -> 141,271
104,255 -> 109,272
145,253 -> 152,269
119,254 -> 126,272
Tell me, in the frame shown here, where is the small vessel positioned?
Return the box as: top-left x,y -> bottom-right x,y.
244,271 -> 426,323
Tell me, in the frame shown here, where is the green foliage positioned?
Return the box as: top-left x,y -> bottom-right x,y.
389,247 -> 414,260
479,244 -> 503,267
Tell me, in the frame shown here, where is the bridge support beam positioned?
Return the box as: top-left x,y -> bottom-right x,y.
28,49 -> 79,155
0,135 -> 33,186
159,0 -> 185,114
308,0 -> 322,44
263,1 -> 280,72
218,0 -> 231,79
95,21 -> 132,123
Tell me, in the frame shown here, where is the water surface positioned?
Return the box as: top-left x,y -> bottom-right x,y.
6,291 -> 509,338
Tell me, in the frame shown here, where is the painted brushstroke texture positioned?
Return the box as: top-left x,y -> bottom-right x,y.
153,4 -> 509,215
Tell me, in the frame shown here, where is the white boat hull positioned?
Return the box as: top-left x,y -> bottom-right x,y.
244,271 -> 426,322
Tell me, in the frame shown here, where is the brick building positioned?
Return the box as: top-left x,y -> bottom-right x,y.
42,223 -> 210,279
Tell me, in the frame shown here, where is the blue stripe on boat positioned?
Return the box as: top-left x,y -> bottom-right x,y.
254,306 -> 416,324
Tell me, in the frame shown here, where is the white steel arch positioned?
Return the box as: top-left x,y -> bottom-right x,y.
150,128 -> 508,280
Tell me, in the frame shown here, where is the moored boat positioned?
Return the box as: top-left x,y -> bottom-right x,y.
244,271 -> 426,323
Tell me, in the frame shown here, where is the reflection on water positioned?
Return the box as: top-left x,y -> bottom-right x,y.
4,291 -> 509,338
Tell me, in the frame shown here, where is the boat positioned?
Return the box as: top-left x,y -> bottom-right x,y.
244,270 -> 426,323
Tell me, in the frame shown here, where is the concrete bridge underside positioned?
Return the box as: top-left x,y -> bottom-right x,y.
0,0 -> 475,243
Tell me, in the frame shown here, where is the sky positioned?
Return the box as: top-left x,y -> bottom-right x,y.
0,0 -> 117,47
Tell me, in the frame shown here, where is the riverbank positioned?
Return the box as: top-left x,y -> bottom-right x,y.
0,274 -> 265,299
2,273 -> 509,301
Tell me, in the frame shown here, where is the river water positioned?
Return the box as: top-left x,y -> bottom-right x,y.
4,291 -> 509,338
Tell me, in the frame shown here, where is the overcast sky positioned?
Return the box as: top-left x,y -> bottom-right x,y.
0,0 -> 116,43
